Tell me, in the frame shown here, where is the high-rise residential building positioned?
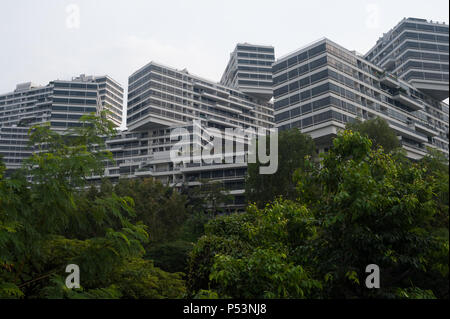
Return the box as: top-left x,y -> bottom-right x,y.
365,17 -> 449,101
127,61 -> 273,131
102,61 -> 274,209
0,75 -> 124,170
220,43 -> 275,101
272,38 -> 449,160
93,75 -> 124,127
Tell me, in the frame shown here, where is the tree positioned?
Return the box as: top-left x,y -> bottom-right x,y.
111,177 -> 189,244
180,179 -> 233,215
346,117 -> 401,153
187,200 -> 321,298
188,129 -> 448,299
245,128 -> 315,207
294,130 -> 448,298
418,148 -> 449,230
0,112 -> 185,299
104,177 -> 214,274
147,241 -> 194,273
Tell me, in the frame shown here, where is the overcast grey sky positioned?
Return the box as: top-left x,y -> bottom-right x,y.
0,0 -> 448,128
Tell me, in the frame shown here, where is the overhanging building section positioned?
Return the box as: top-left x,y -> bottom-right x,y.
220,43 -> 275,102
365,17 -> 449,101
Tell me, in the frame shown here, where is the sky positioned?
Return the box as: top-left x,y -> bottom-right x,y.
0,0 -> 448,129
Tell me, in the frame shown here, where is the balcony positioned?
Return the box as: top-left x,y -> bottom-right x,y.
214,102 -> 242,114
392,92 -> 423,111
380,73 -> 399,88
413,122 -> 439,137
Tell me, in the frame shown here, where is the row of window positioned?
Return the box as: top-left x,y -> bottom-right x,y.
396,50 -> 449,65
400,40 -> 449,54
275,81 -> 336,110
273,43 -> 327,74
186,167 -> 247,180
273,56 -> 328,86
0,153 -> 32,160
0,145 -> 30,151
238,80 -> 272,87
399,22 -> 449,35
238,73 -> 272,80
0,93 -> 51,105
236,45 -> 274,53
53,82 -> 98,90
103,96 -> 123,115
52,106 -> 97,112
129,64 -> 185,87
237,59 -> 273,66
378,40 -> 449,65
237,52 -> 274,60
396,31 -> 449,45
98,85 -> 124,100
274,69 -> 329,98
0,135 -> 28,141
52,98 -> 97,105
403,71 -> 450,81
0,88 -> 52,101
50,121 -> 85,127
51,113 -> 83,120
95,78 -> 124,93
275,96 -> 358,122
128,104 -> 184,124
401,60 -> 449,72
53,90 -> 97,97
278,109 -> 354,131
237,65 -> 272,73
0,127 -> 29,133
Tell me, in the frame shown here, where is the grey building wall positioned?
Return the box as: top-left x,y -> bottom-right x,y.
272,38 -> 449,160
0,76 -> 124,170
220,43 -> 275,102
365,17 -> 449,101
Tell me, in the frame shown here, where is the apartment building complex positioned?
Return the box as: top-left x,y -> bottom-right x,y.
100,61 -> 274,208
365,17 -> 449,101
272,38 -> 449,159
0,75 -> 123,170
1,16 -> 448,208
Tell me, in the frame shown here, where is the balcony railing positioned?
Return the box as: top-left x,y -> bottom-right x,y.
392,92 -> 424,111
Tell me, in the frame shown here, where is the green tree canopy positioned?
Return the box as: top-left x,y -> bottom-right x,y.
0,112 -> 185,299
188,129 -> 448,299
245,128 -> 315,208
187,200 -> 321,298
295,130 -> 448,298
345,117 -> 401,153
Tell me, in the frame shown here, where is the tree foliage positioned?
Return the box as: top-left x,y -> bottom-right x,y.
245,128 -> 315,207
1,110 -> 447,299
345,117 -> 401,153
188,129 -> 448,299
0,112 -> 185,299
295,130 -> 448,298
187,200 -> 321,298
